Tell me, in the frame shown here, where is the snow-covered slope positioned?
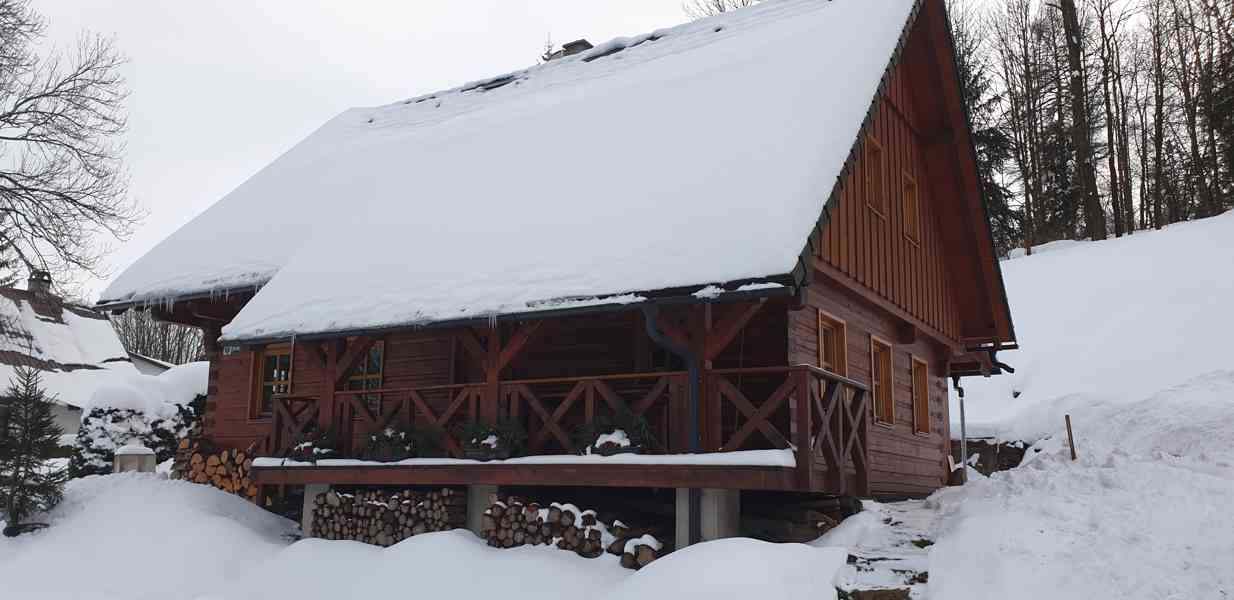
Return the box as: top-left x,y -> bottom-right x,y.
100,0 -> 918,342
911,211 -> 1234,598
956,210 -> 1234,441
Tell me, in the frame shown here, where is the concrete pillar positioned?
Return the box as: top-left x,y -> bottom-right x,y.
701,488 -> 740,540
302,483 -> 328,538
676,488 -> 740,548
467,484 -> 499,536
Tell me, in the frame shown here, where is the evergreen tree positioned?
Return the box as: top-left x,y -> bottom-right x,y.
949,0 -> 1022,256
0,365 -> 66,535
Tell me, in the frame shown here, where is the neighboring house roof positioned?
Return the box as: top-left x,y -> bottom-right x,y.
128,352 -> 174,376
0,287 -> 139,408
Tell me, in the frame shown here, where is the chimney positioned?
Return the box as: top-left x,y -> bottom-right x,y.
27,270 -> 53,296
546,39 -> 593,62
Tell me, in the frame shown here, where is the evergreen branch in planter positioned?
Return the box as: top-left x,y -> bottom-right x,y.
454,419 -> 527,461
574,409 -> 655,456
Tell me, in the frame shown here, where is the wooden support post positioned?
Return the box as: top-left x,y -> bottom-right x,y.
319,341 -> 338,433
484,327 -> 501,424
792,369 -> 812,490
1065,414 -> 1077,460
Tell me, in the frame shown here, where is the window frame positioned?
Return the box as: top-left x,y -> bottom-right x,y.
911,356 -> 930,435
346,341 -> 386,417
866,135 -> 887,218
902,171 -> 921,245
817,309 -> 848,376
817,310 -> 849,404
250,343 -> 292,420
870,336 -> 894,426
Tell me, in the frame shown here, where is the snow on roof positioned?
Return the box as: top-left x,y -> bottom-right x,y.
101,0 -> 919,341
0,287 -> 139,408
83,361 -> 208,418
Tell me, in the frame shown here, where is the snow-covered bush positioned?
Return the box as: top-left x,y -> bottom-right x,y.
69,394 -> 203,477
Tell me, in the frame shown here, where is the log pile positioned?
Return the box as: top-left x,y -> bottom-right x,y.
479,496 -> 662,570
310,488 -> 465,546
173,439 -> 258,500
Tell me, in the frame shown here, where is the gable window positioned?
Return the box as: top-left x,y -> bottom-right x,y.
253,345 -> 291,418
866,135 -> 887,217
903,172 -> 920,244
911,356 -> 929,435
346,341 -> 385,415
870,336 -> 893,425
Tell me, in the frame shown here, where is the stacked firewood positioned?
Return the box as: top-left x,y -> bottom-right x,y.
479,496 -> 662,570
310,488 -> 465,546
173,439 -> 258,500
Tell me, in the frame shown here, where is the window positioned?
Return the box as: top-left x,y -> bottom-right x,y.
346,342 -> 385,415
903,172 -> 920,243
818,310 -> 848,399
817,312 -> 847,374
911,357 -> 929,435
866,135 -> 886,216
870,337 -> 893,425
253,346 -> 291,418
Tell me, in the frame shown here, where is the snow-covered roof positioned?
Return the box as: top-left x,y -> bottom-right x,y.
0,287 -> 139,408
101,0 -> 920,341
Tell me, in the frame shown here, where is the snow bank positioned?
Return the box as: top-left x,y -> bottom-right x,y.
605,539 -> 846,600
928,371 -> 1234,599
0,474 -> 848,599
82,361 -> 208,418
0,474 -> 295,600
958,211 -> 1234,441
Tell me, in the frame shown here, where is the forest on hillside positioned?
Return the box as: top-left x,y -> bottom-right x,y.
949,0 -> 1232,255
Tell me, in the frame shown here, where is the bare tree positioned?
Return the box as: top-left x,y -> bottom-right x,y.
0,0 -> 136,279
683,0 -> 758,20
110,310 -> 204,366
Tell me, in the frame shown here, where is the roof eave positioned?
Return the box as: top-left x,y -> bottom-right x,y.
219,277 -> 797,347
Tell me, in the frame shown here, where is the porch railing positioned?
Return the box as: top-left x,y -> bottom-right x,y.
263,365 -> 868,494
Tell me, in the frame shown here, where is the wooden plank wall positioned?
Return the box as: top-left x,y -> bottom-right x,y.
817,56 -> 962,342
206,331 -> 455,452
788,279 -> 951,497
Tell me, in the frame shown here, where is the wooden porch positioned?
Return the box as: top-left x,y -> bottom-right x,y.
252,364 -> 870,495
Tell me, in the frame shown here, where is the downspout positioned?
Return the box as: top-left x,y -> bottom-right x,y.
641,305 -> 699,453
641,305 -> 702,545
952,375 -> 967,485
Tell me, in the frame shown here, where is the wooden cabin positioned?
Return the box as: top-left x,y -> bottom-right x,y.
99,0 -> 1014,542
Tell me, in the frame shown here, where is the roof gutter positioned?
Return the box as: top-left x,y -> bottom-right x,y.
94,284 -> 262,314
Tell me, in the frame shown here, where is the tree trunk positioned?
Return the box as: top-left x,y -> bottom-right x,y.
1060,0 -> 1108,240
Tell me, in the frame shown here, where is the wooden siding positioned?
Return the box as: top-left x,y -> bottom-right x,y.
789,278 -> 951,497
817,53 -> 963,344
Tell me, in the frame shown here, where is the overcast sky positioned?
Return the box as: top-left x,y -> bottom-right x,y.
32,1 -> 688,299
